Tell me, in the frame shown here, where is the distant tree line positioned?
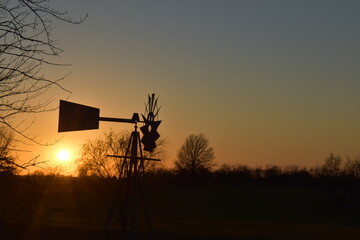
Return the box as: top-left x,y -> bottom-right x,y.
145,153 -> 360,186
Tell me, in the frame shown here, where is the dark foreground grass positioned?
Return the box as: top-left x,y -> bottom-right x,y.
149,186 -> 360,240
3,180 -> 360,240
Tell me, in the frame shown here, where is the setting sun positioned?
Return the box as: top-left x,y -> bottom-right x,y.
57,150 -> 70,162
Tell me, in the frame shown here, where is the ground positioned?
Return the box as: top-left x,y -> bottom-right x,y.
2,177 -> 360,240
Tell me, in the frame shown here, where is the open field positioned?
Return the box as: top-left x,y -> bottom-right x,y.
2,177 -> 360,240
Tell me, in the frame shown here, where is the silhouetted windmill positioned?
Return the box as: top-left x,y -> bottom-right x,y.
58,94 -> 161,239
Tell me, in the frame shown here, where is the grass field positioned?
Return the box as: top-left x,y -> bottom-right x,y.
3,178 -> 360,240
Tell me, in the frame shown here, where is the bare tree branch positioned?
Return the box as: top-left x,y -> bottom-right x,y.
0,0 -> 86,144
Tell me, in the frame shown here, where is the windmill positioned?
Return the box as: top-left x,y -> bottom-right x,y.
58,93 -> 161,239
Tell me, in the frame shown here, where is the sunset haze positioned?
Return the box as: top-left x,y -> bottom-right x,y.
24,0 -> 360,171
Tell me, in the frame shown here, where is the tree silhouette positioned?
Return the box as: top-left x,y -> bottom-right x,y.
175,133 -> 215,175
77,130 -> 165,179
0,126 -> 41,172
344,155 -> 360,178
322,153 -> 343,178
0,127 -> 15,173
0,0 -> 85,142
77,130 -> 129,179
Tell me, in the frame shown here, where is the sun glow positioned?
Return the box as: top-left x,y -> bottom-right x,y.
57,149 -> 70,162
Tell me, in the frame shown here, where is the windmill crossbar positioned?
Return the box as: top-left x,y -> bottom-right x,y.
106,155 -> 161,161
99,117 -> 138,123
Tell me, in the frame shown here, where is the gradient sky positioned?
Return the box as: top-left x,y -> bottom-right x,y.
21,0 -> 360,172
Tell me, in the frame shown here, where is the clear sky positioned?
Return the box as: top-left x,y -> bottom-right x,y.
22,0 -> 360,172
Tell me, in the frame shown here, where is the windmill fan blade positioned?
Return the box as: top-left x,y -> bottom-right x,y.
148,94 -> 152,112
154,106 -> 161,119
150,94 -> 155,112
153,97 -> 158,111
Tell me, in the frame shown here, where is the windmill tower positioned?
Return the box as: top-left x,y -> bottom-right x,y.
58,94 -> 161,239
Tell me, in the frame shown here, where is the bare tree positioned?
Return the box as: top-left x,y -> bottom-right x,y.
0,0 -> 86,141
344,155 -> 360,178
175,133 -> 215,175
77,130 -> 129,179
0,126 -> 41,172
0,2 -> 84,227
0,126 -> 15,172
322,153 -> 343,178
77,130 -> 165,179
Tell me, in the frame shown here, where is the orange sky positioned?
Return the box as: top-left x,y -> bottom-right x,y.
14,1 -> 360,174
